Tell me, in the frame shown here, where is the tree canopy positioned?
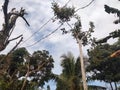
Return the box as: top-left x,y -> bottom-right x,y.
87,39 -> 120,83
0,47 -> 54,90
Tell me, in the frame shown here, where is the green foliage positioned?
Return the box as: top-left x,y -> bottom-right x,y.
95,36 -> 111,44
87,40 -> 120,83
12,47 -> 29,63
0,48 -> 54,90
104,4 -> 120,24
110,29 -> 120,38
61,52 -> 75,78
104,5 -> 120,16
56,52 -> 82,90
52,2 -> 75,22
52,2 -> 95,47
29,50 -> 54,87
95,3 -> 120,44
71,17 -> 95,46
95,29 -> 120,45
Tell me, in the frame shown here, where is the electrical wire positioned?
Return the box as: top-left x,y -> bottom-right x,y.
19,16 -> 54,46
19,0 -> 71,47
25,24 -> 63,48
75,0 -> 95,12
20,0 -> 95,48
64,0 -> 71,7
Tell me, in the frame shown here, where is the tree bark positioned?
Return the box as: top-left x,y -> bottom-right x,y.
77,38 -> 88,90
0,0 -> 29,52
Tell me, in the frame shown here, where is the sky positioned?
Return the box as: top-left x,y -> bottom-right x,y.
0,0 -> 120,90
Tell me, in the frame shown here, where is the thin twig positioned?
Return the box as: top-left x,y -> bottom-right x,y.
0,37 -> 23,64
8,37 -> 23,55
9,25 -> 16,38
2,0 -> 9,27
30,61 -> 47,73
21,16 -> 30,26
9,34 -> 23,42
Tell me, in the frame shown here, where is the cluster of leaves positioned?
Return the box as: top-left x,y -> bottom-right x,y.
0,48 -> 54,90
56,52 -> 82,90
95,1 -> 120,45
28,50 -> 54,87
52,2 -> 95,47
104,5 -> 120,24
95,36 -> 111,44
95,29 -> 120,44
87,39 -> 120,83
52,2 -> 75,22
110,29 -> 120,38
95,2 -> 120,44
71,17 -> 95,46
104,5 -> 120,16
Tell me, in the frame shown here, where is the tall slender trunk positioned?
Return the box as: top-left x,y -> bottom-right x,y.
109,82 -> 113,90
77,39 -> 88,90
21,71 -> 29,90
114,82 -> 117,90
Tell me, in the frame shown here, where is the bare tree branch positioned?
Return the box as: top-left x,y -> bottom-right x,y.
0,0 -> 29,52
0,37 -> 23,64
6,12 -> 30,26
21,16 -> 30,26
8,34 -> 23,42
2,0 -> 9,27
21,61 -> 47,90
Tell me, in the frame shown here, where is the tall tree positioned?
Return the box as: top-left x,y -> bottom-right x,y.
52,2 -> 95,90
87,39 -> 120,90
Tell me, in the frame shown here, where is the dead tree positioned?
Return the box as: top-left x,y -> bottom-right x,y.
0,0 -> 29,52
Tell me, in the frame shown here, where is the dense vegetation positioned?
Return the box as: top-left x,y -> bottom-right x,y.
0,48 -> 54,90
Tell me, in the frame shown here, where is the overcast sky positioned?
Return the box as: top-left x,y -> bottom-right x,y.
0,0 -> 120,89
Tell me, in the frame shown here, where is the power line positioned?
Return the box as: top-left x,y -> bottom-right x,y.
23,0 -> 94,48
75,0 -> 95,12
19,0 -> 71,46
25,24 -> 63,48
19,16 -> 54,46
64,0 -> 71,7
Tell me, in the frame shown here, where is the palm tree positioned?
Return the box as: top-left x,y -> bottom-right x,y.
56,52 -> 83,90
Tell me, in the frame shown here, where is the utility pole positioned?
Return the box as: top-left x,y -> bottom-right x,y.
77,38 -> 88,90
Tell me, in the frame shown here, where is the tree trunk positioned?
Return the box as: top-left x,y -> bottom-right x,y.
109,82 -> 114,90
77,38 -> 88,90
